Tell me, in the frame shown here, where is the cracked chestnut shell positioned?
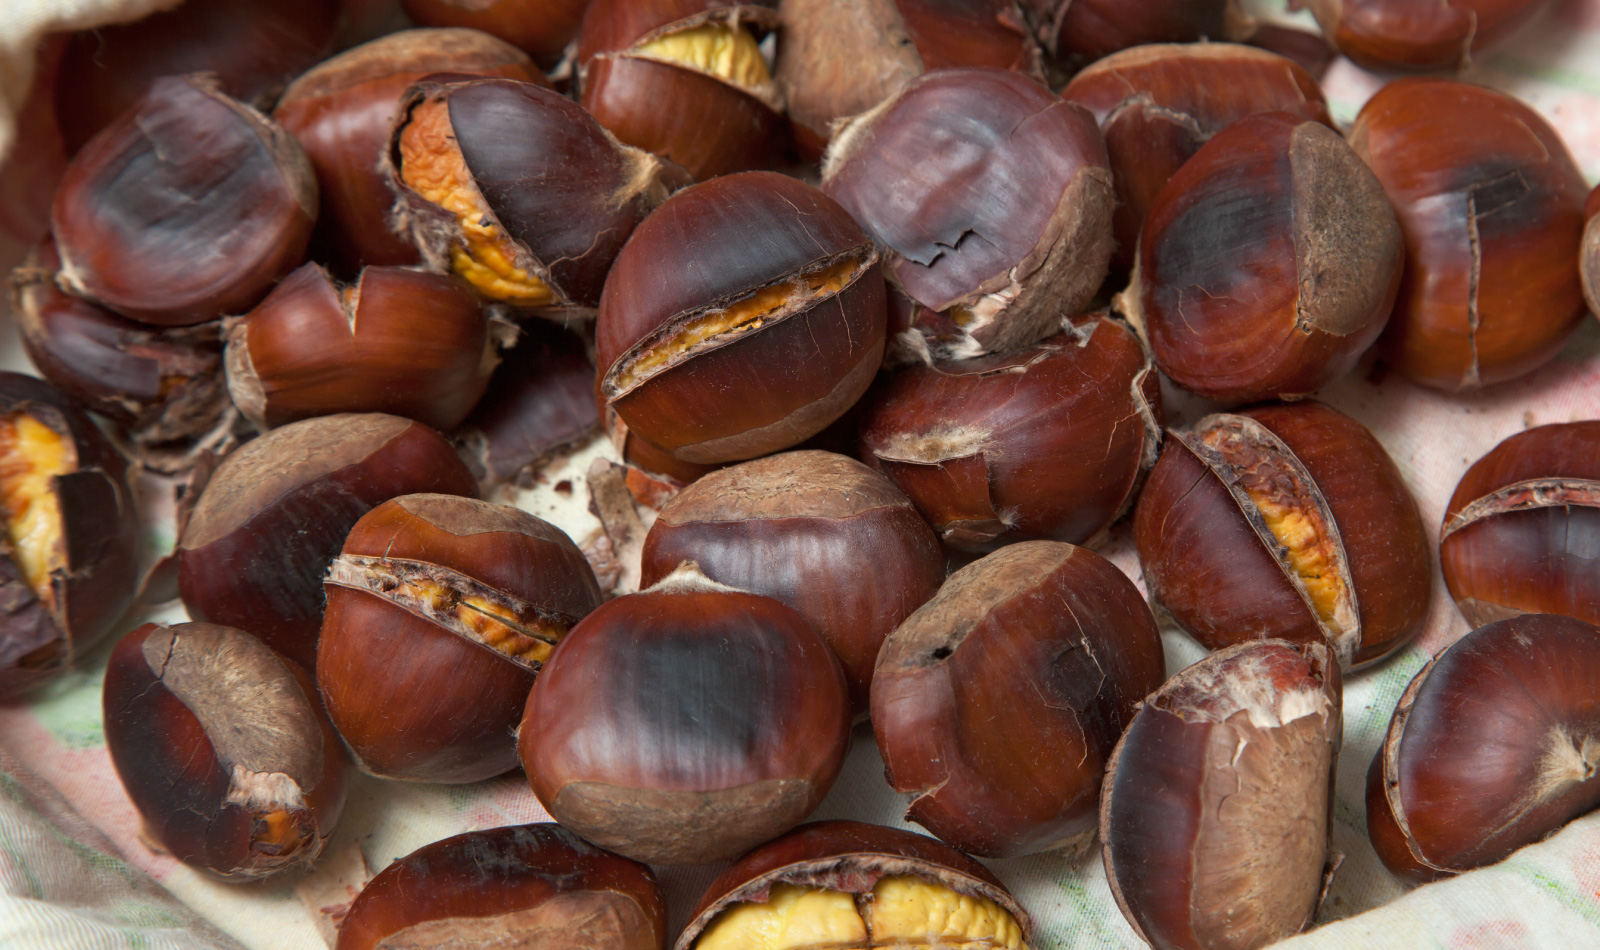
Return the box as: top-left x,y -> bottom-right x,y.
402,0 -> 592,69
1123,111 -> 1402,404
873,541 -> 1164,859
823,68 -> 1112,362
1440,422 -> 1600,627
51,75 -> 317,327
1134,401 -> 1430,669
103,621 -> 347,881
1351,78 -> 1588,391
858,314 -> 1161,553
337,823 -> 665,950
1024,0 -> 1243,64
597,171 -> 886,465
1583,184 -> 1599,317
518,564 -> 849,865
1102,640 -> 1340,950
319,494 -> 602,783
1303,0 -> 1553,73
1367,614 -> 1600,885
640,450 -> 944,714
177,413 -> 478,672
676,820 -> 1033,950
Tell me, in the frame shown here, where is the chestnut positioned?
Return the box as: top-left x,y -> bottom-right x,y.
577,0 -> 787,180
387,76 -> 684,313
599,392 -> 723,486
273,29 -> 544,274
102,621 -> 347,881
1367,614 -> 1600,884
1121,111 -> 1402,404
1244,23 -> 1338,80
640,450 -> 944,714
518,563 -> 849,865
1440,421 -> 1600,627
177,413 -> 478,672
402,0 -> 592,69
225,263 -> 497,432
1133,401 -> 1431,669
1061,43 -> 1333,277
1101,639 -> 1340,950
1350,78 -> 1589,391
873,541 -> 1164,859
1303,0 -> 1552,73
1584,184 -> 1599,317
597,171 -> 886,465
0,372 -> 140,701
676,820 -> 1032,950
318,494 -> 602,783
337,823 -> 665,950
1026,0 -> 1244,66
822,68 -> 1113,361
857,314 -> 1161,553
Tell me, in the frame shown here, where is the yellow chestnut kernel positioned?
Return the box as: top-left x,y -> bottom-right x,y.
1248,492 -> 1346,628
634,23 -> 771,91
696,882 -> 868,950
865,875 -> 1024,949
0,413 -> 70,596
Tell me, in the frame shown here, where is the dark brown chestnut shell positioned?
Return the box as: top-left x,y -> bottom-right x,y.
1303,0 -> 1553,73
401,0 -> 592,69
1026,0 -> 1244,65
1583,183 -> 1598,318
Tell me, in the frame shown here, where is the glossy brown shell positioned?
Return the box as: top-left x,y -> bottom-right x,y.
1305,0 -> 1553,73
1031,0 -> 1238,63
1582,183 -> 1598,317
403,0 -> 593,68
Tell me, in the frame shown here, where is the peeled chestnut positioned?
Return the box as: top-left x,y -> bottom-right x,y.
858,314 -> 1160,553
338,823 -> 665,950
319,494 -> 602,783
0,373 -> 140,701
1351,78 -> 1589,391
518,564 -> 849,865
1584,184 -> 1599,316
822,68 -> 1112,361
1367,614 -> 1600,885
1102,640 -> 1340,950
874,542 -> 1163,859
676,820 -> 1033,950
597,172 -> 886,465
225,263 -> 497,432
1303,0 -> 1553,73
51,75 -> 316,327
578,0 -> 787,180
1134,401 -> 1431,669
177,413 -> 478,672
103,621 -> 346,881
1025,0 -> 1243,64
1440,422 -> 1600,627
402,0 -> 592,68
640,450 -> 943,714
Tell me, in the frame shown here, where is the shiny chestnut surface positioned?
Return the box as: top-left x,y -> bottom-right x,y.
402,0 -> 591,68
1304,0 -> 1553,73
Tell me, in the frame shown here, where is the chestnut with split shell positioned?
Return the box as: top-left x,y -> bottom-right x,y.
1303,0 -> 1554,73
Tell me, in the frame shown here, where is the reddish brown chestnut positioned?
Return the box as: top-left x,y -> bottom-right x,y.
1583,184 -> 1599,317
822,68 -> 1112,361
1367,614 -> 1600,885
1351,78 -> 1589,391
318,494 -> 602,783
1134,401 -> 1430,669
1303,0 -> 1553,73
518,564 -> 849,865
402,0 -> 592,69
1025,0 -> 1244,64
337,823 -> 665,950
676,820 -> 1032,950
51,75 -> 317,327
102,621 -> 346,881
858,314 -> 1161,553
1440,421 -> 1600,627
640,450 -> 944,714
1102,640 -> 1340,950
873,542 -> 1164,859
177,413 -> 478,672
1244,24 -> 1338,79
597,171 -> 885,465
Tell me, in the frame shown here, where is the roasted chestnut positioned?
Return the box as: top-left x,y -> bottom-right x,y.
1440,421 -> 1600,627
598,391 -> 723,486
1134,401 -> 1431,669
858,314 -> 1160,553
1583,184 -> 1599,317
577,0 -> 787,180
874,541 -> 1164,859
1367,614 -> 1600,885
822,68 -> 1112,361
518,563 -> 849,865
1122,111 -> 1402,403
1303,0 -> 1553,73
103,621 -> 347,881
597,171 -> 885,465
676,820 -> 1032,950
1244,23 -> 1337,80
402,0 -> 592,69
177,413 -> 478,672
640,450 -> 944,714
387,76 -> 684,312
1026,0 -> 1244,65
1101,639 -> 1340,950
51,75 -> 316,327
337,823 -> 665,950
0,373 -> 140,701
318,494 -> 602,783
1351,78 -> 1589,391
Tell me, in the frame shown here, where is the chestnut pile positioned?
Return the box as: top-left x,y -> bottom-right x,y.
4,0 -> 1599,947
